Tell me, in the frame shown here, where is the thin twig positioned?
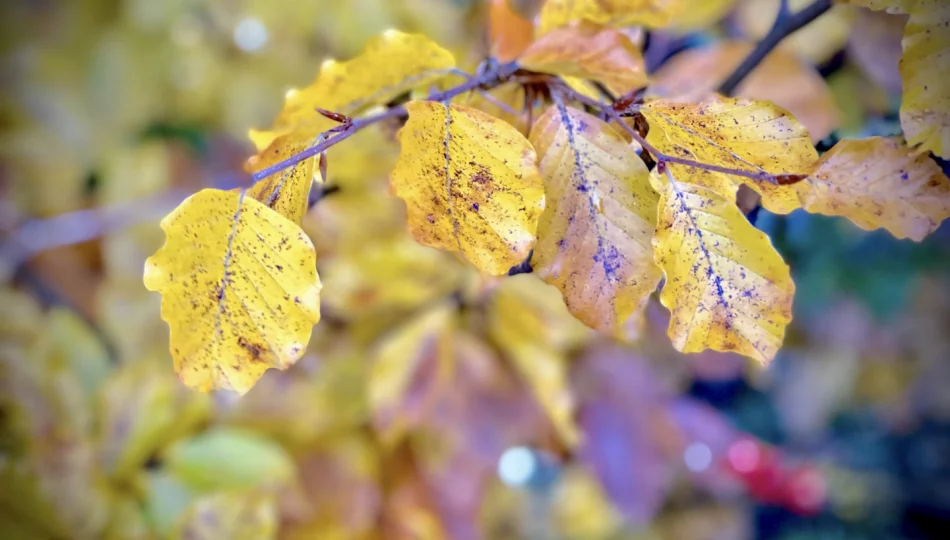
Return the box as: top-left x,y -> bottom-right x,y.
554,82 -> 807,185
717,0 -> 833,95
251,61 -> 521,182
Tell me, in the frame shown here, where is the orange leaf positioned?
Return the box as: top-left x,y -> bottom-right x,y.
520,21 -> 649,96
490,0 -> 535,62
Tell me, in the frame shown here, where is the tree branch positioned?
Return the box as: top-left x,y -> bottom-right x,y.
717,0 -> 832,96
251,61 -> 521,182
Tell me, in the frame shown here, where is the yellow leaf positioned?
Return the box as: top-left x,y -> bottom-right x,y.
391,101 -> 545,275
519,22 -> 648,96
368,303 -> 455,445
652,41 -> 839,142
898,1 -> 950,158
488,275 -> 592,446
244,30 -> 456,219
173,491 -> 277,540
490,0 -> 535,62
641,95 -> 819,213
668,0 -> 738,31
795,137 -> 950,241
529,103 -> 661,337
144,188 -> 321,394
321,236 -> 463,320
653,167 -> 794,363
538,0 -> 685,33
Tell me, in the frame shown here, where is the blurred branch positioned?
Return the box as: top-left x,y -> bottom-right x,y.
717,0 -> 833,95
0,189 -> 189,277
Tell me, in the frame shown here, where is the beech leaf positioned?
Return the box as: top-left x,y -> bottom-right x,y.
795,137 -> 950,241
529,103 -> 661,337
538,0 -> 686,33
519,22 -> 649,96
245,30 -> 457,218
641,95 -> 819,213
652,41 -> 839,142
489,0 -> 535,62
391,101 -> 545,275
653,167 -> 795,363
144,188 -> 321,394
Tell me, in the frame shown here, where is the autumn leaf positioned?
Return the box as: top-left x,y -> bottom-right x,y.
652,41 -> 839,142
529,102 -> 661,337
244,30 -> 457,221
652,166 -> 795,363
640,95 -> 819,213
897,1 -> 950,158
321,236 -> 463,321
488,275 -> 591,446
490,0 -> 535,62
368,303 -> 455,445
538,0 -> 685,33
668,0 -> 737,31
390,101 -> 545,275
174,490 -> 278,540
519,21 -> 648,96
144,188 -> 321,394
793,137 -> 950,241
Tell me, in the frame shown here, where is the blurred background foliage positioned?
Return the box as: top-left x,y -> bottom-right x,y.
2,0 -> 950,539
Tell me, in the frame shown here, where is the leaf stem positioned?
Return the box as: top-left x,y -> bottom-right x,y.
251,62 -> 521,182
717,0 -> 833,96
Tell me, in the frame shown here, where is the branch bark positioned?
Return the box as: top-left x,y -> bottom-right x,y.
717,0 -> 833,96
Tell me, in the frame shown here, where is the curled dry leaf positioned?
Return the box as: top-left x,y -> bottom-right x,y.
519,21 -> 649,96
538,0 -> 686,33
245,30 -> 456,217
489,0 -> 535,62
652,41 -> 839,141
640,95 -> 819,213
391,101 -> 545,275
794,137 -> 950,241
529,103 -> 661,337
652,167 -> 795,363
144,188 -> 321,394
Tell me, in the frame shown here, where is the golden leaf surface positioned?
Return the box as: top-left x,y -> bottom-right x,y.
652,41 -> 839,142
529,103 -> 661,337
144,189 -> 321,394
652,167 -> 795,363
844,1 -> 949,157
668,0 -> 738,31
391,101 -> 545,275
519,22 -> 648,96
244,31 -> 456,220
794,137 -> 950,241
898,1 -> 950,158
640,95 -> 819,213
538,0 -> 685,33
